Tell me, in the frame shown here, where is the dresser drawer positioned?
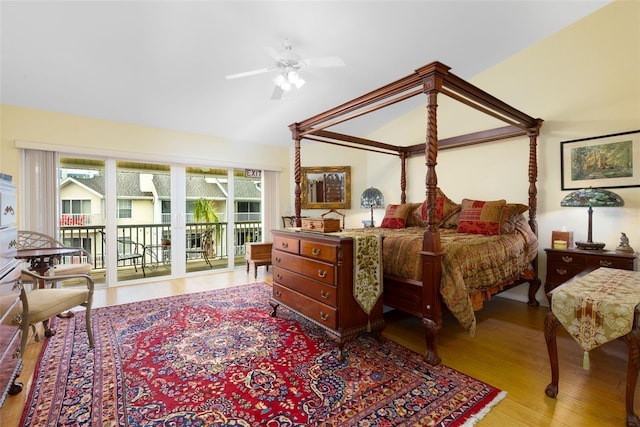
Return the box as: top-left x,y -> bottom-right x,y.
548,252 -> 586,267
272,266 -> 337,307
273,235 -> 300,255
300,240 -> 337,263
586,256 -> 635,270
0,264 -> 21,319
0,182 -> 17,228
0,227 -> 17,273
273,251 -> 335,285
0,332 -> 21,403
273,283 -> 337,329
546,264 -> 586,283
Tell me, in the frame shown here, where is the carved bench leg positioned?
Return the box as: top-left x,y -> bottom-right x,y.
624,328 -> 640,427
544,310 -> 560,398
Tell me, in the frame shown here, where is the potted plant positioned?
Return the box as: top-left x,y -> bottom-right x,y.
193,198 -> 220,257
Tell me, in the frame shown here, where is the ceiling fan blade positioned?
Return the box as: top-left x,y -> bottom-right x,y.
300,56 -> 345,68
271,85 -> 284,100
225,66 -> 277,80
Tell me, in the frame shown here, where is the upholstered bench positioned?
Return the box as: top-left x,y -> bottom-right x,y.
544,267 -> 640,426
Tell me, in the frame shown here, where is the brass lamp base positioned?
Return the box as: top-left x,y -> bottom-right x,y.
575,241 -> 606,250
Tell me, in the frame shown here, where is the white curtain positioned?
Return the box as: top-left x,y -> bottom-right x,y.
20,149 -> 59,236
262,170 -> 279,242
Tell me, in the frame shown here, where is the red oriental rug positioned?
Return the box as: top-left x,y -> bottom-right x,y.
20,282 -> 505,426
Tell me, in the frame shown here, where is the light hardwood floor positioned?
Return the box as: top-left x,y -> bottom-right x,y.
1,268 -> 636,426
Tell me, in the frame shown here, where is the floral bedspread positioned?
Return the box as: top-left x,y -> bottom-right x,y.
359,216 -> 538,334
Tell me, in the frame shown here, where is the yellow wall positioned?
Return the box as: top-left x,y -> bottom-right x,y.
365,0 -> 640,303
0,105 -> 291,216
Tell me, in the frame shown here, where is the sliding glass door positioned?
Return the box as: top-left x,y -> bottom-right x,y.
58,157 -> 265,285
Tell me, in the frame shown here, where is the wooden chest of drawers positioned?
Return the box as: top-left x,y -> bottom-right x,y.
270,230 -> 384,360
544,247 -> 638,296
0,180 -> 22,407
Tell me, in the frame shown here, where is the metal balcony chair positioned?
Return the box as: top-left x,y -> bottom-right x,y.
185,227 -> 214,268
99,231 -> 146,277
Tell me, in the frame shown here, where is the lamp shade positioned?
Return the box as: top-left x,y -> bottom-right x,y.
360,187 -> 384,227
360,187 -> 384,209
560,187 -> 624,208
560,187 -> 624,250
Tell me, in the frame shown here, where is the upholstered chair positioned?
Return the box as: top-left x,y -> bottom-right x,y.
17,269 -> 94,357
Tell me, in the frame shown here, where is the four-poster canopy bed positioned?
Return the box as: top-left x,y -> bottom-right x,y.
287,61 -> 543,365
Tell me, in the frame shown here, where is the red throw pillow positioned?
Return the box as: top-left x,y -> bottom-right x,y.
457,199 -> 506,235
380,204 -> 413,229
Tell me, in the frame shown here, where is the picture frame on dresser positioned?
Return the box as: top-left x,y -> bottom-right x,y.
560,129 -> 640,190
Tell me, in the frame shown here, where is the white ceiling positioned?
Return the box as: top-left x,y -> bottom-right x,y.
1,1 -> 609,147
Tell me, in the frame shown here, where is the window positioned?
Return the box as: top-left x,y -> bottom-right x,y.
117,199 -> 132,219
236,201 -> 261,222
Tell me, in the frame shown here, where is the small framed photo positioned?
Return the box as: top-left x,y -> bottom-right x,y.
560,130 -> 640,190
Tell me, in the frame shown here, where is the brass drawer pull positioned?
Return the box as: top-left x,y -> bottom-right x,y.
320,290 -> 330,299
274,256 -> 281,263
281,242 -> 289,249
561,256 -> 573,263
312,248 -> 321,256
320,311 -> 329,321
274,290 -> 281,297
555,268 -> 567,275
317,270 -> 327,278
276,273 -> 283,280
600,260 -> 613,267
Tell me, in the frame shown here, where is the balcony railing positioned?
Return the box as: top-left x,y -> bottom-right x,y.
59,221 -> 263,271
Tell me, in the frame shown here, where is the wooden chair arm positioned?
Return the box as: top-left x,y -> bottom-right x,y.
20,269 -> 95,292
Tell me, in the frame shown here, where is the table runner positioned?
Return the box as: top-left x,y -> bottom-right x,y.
551,267 -> 640,368
330,231 -> 383,328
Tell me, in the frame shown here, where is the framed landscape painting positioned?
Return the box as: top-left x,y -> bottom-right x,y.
561,130 -> 640,190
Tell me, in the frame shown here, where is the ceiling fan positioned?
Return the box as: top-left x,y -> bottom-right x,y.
225,38 -> 345,100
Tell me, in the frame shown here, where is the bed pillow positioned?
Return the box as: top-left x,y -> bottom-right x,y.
420,188 -> 460,227
380,203 -> 414,229
404,203 -> 425,227
456,198 -> 506,235
500,203 -> 529,234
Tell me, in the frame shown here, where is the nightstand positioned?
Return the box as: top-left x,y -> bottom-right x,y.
245,242 -> 272,279
544,247 -> 638,296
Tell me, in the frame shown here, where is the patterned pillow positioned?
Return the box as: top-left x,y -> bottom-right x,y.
456,199 -> 507,235
420,188 -> 460,227
380,203 -> 414,229
404,203 -> 425,228
500,203 -> 529,234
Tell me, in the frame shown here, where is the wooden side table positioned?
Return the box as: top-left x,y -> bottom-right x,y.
544,247 -> 638,297
245,242 -> 272,279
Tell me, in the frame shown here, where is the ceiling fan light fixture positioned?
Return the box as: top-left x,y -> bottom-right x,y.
273,74 -> 285,86
294,77 -> 305,89
280,79 -> 292,91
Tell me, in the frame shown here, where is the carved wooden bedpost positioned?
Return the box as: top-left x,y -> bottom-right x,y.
527,121 -> 543,307
420,66 -> 446,366
290,124 -> 302,227
400,152 -> 407,204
